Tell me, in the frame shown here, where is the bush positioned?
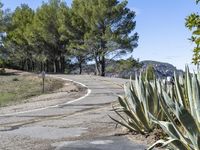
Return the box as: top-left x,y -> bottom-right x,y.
0,68 -> 6,75
12,77 -> 19,81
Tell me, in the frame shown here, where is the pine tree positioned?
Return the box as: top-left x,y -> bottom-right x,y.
73,0 -> 138,76
6,4 -> 34,71
32,0 -> 70,72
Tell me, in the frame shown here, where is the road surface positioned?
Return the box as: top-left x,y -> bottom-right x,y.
0,75 -> 147,150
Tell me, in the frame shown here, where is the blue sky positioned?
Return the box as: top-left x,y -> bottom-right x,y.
1,0 -> 199,70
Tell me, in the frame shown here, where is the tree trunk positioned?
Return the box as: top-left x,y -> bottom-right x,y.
94,56 -> 100,75
55,59 -> 60,73
61,56 -> 65,73
20,60 -> 23,70
59,58 -> 61,73
32,60 -> 35,72
100,39 -> 106,76
46,60 -> 49,72
100,55 -> 105,76
27,59 -> 31,71
53,59 -> 56,73
25,59 -> 28,71
79,62 -> 82,74
32,61 -> 35,71
40,62 -> 43,72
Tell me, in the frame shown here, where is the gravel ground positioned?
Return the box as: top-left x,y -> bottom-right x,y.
0,80 -> 87,115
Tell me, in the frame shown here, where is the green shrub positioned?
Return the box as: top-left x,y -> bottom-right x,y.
12,77 -> 19,81
0,68 -> 6,75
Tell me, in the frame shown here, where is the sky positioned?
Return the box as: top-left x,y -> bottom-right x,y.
1,0 -> 199,70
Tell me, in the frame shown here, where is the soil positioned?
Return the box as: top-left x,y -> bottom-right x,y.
0,69 -> 87,115
126,128 -> 166,149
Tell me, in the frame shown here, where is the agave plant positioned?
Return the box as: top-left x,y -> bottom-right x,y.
148,66 -> 200,150
110,75 -> 164,134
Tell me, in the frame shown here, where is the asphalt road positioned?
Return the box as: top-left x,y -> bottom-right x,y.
0,75 -> 147,150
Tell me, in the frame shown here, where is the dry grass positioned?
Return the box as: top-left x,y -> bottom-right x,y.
0,74 -> 64,106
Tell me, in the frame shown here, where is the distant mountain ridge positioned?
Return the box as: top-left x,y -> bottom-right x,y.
141,60 -> 184,78
71,60 -> 184,79
105,60 -> 184,79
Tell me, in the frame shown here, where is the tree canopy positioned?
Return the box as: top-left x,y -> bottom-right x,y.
186,0 -> 200,68
0,0 -> 138,76
73,0 -> 138,75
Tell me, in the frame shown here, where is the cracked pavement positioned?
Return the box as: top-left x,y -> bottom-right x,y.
0,75 -> 147,150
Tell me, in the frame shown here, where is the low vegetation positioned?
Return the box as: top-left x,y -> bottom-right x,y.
111,66 -> 200,149
106,57 -> 141,74
110,74 -> 164,134
185,0 -> 200,67
0,74 -> 63,106
148,67 -> 200,150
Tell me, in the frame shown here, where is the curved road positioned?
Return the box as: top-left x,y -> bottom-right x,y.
0,75 -> 146,150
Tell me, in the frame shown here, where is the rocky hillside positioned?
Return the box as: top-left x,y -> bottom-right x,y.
141,60 -> 184,78
71,60 -> 184,79
105,60 -> 184,79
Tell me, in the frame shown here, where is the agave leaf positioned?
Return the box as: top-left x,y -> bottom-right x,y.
197,72 -> 200,83
122,98 -> 146,129
153,79 -> 160,116
127,83 -> 152,130
176,104 -> 200,147
139,75 -> 149,122
157,107 -> 165,120
135,74 -> 140,97
126,84 -> 141,111
121,102 -> 145,130
111,105 -> 139,131
147,139 -> 167,150
112,105 -> 129,121
124,84 -> 136,109
127,119 -> 146,134
156,120 -> 180,139
168,84 -> 174,99
197,134 -> 200,150
148,137 -> 190,150
150,113 -> 180,139
112,104 -> 145,133
129,77 -> 135,91
162,91 -> 176,112
184,66 -> 189,109
169,138 -> 191,150
192,73 -> 200,122
185,66 -> 196,117
146,80 -> 161,121
111,73 -> 163,135
174,72 -> 184,106
160,92 -> 188,144
109,115 -> 137,132
135,103 -> 152,131
123,109 -> 144,131
118,96 -> 128,109
146,82 -> 155,115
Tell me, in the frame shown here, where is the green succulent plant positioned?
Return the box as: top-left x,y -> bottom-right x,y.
110,75 -> 164,134
148,66 -> 200,150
